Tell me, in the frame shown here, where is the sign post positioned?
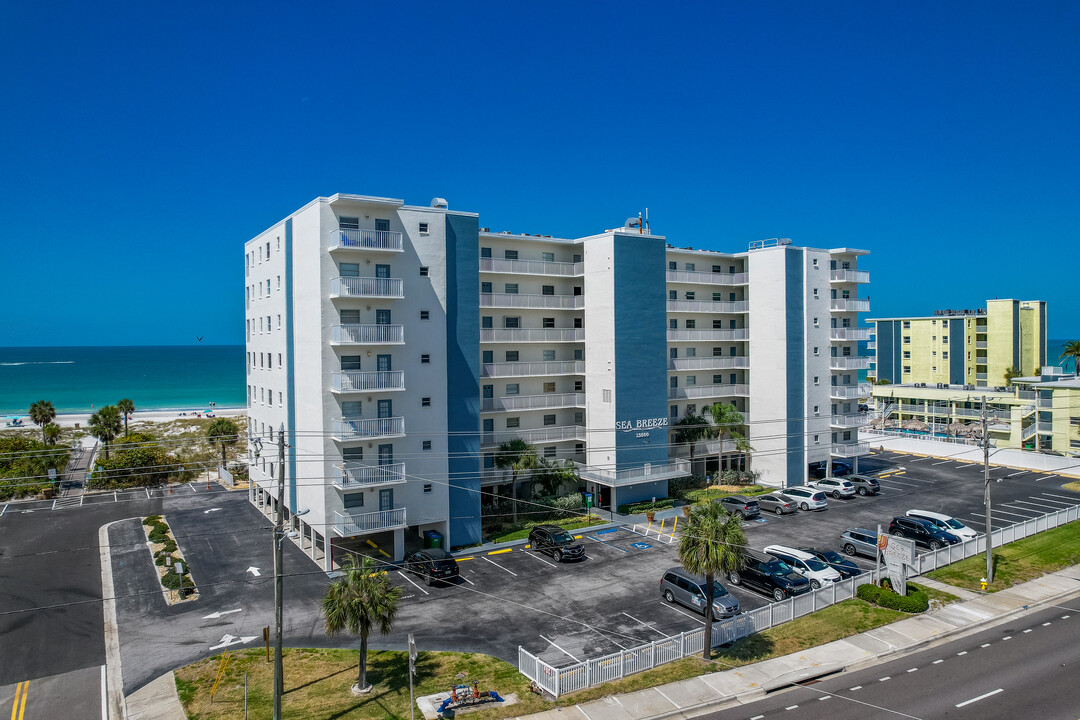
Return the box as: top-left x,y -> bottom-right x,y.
876,533 -> 915,596
408,633 -> 417,720
583,492 -> 593,521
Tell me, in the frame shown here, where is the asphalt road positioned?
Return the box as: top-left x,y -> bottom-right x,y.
700,590 -> 1080,719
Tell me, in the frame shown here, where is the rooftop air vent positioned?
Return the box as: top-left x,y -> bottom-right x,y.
430,197 -> 448,209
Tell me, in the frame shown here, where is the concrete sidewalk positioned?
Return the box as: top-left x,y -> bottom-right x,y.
513,564 -> 1080,720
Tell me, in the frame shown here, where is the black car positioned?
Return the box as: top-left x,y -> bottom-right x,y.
402,548 -> 460,586
528,525 -> 586,562
888,516 -> 960,550
846,473 -> 880,496
716,495 -> 761,519
798,546 -> 861,579
727,548 -> 812,602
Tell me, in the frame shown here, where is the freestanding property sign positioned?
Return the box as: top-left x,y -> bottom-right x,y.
877,533 -> 915,595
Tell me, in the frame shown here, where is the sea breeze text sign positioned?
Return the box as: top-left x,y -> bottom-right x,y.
877,534 -> 915,566
616,418 -> 669,431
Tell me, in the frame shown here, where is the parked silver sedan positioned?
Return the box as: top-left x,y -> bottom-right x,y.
757,493 -> 799,515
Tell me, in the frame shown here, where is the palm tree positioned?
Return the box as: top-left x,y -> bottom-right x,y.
1060,340 -> 1080,377
205,417 -> 240,467
116,398 -> 135,436
678,501 -> 746,660
321,555 -> 402,693
530,458 -> 579,498
28,400 -> 57,444
495,438 -> 539,523
673,412 -> 712,472
43,423 -> 61,446
1003,366 -> 1021,386
709,402 -> 753,476
88,405 -> 122,460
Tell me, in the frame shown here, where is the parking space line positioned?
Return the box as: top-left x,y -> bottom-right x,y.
931,460 -> 954,465
1011,499 -> 1059,510
458,575 -> 475,586
454,556 -> 475,562
521,550 -> 558,568
482,556 -> 518,576
1042,493 -> 1080,501
1036,474 -> 1058,482
396,570 -> 429,596
960,518 -> 985,527
586,534 -> 630,553
658,601 -> 706,625
1033,496 -> 1076,506
540,635 -> 581,663
999,504 -> 1043,515
622,611 -> 671,638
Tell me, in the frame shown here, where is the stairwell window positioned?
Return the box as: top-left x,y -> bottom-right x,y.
419,222 -> 429,234
423,441 -> 432,451
421,397 -> 431,407
506,417 -> 520,428
603,389 -> 612,403
544,414 -> 556,426
504,250 -> 518,260
421,354 -> 431,364
419,266 -> 429,276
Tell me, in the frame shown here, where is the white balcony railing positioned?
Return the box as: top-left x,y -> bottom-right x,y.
668,384 -> 749,399
667,329 -> 749,342
830,299 -> 871,313
829,327 -> 872,341
483,425 -> 587,446
483,392 -> 586,412
332,371 -> 405,393
332,228 -> 403,252
830,383 -> 873,399
330,276 -> 404,298
829,269 -> 870,284
976,341 -> 988,349
669,357 -> 750,371
481,361 -> 585,377
1037,421 -> 1054,434
334,462 -> 406,489
666,300 -> 748,313
1037,397 -> 1053,409
830,357 -> 872,370
831,414 -> 871,428
666,270 -> 748,285
976,373 -> 988,380
575,459 -> 691,487
332,416 -> 405,441
479,293 -> 584,310
867,341 -> 876,350
831,442 -> 870,457
480,328 -> 584,343
480,257 -> 584,276
333,508 -> 407,537
1022,423 -> 1037,441
331,324 -> 405,344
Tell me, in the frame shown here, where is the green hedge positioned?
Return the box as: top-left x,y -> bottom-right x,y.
161,571 -> 192,591
148,526 -> 171,543
155,553 -> 173,567
617,498 -> 677,515
857,581 -> 929,613
143,515 -> 163,525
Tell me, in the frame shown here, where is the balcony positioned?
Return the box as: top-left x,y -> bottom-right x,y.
483,392 -> 585,412
332,508 -> 407,537
1037,397 -> 1053,409
830,269 -> 870,284
332,371 -> 405,393
669,356 -> 749,371
867,341 -> 876,350
483,425 -> 587,446
831,414 -> 871,429
480,328 -> 584,343
332,416 -> 406,441
479,293 -> 584,310
330,276 -> 404,299
331,324 -> 405,345
832,442 -> 871,457
830,327 -> 871,341
830,357 -> 872,370
334,462 -> 406,490
668,384 -> 750,399
830,383 -> 873,399
575,459 -> 691,487
666,300 -> 748,313
481,360 -> 585,377
830,299 -> 870,313
976,373 -> 988,381
667,329 -> 749,342
976,341 -> 988,349
670,438 -> 740,457
666,270 -> 748,285
331,228 -> 403,253
1037,421 -> 1054,434
480,257 -> 583,276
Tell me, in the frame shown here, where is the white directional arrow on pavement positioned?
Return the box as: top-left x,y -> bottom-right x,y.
202,608 -> 243,620
247,567 -> 261,577
209,633 -> 257,651
204,508 -> 223,514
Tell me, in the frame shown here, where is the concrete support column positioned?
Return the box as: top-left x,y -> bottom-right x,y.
323,536 -> 332,572
309,524 -> 316,560
610,486 -> 618,514
393,528 -> 404,562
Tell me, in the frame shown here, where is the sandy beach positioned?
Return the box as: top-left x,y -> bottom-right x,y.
3,407 -> 246,430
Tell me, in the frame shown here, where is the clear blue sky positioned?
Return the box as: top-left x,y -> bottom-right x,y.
2,1 -> 1077,346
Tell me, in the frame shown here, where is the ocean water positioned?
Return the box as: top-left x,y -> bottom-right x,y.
0,346 -> 245,415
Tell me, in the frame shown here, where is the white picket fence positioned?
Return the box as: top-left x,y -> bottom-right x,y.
520,502 -> 1080,697
218,464 -> 234,488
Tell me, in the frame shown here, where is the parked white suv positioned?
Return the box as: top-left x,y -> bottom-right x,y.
783,486 -> 829,511
906,510 -> 978,541
763,545 -> 842,589
808,477 -> 856,499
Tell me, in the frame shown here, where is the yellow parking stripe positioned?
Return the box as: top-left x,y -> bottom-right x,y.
366,540 -> 379,549
455,556 -> 475,561
377,549 -> 390,558
11,681 -> 27,720
487,548 -> 513,555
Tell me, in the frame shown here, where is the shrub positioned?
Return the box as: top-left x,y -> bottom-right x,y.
550,493 -> 584,512
157,538 -> 177,553
143,515 -> 163,525
617,498 -> 677,515
148,527 -> 171,544
856,583 -> 881,603
155,554 -> 172,567
858,581 -> 928,613
161,572 -> 187,590
668,475 -> 707,499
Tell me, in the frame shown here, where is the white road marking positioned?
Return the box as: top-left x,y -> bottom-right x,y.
849,685 -> 862,690
521,550 -> 558,568
1036,474 -> 1058,482
932,659 -> 944,664
785,705 -> 798,710
100,664 -> 107,720
1031,496 -> 1075,506
906,667 -> 917,672
539,634 -> 581,663
879,676 -> 890,681
482,556 -> 518,576
1063,615 -> 1071,619
751,716 -> 764,720
1000,503 -> 1043,514
1023,629 -> 1032,633
1011,499 -> 1056,510
1042,622 -> 1051,626
622,612 -> 670,637
203,507 -> 222,514
202,608 -> 242,619
1002,635 -> 1012,641
247,566 -> 261,577
458,575 -> 475,586
209,633 -> 257,650
957,651 -> 967,655
1041,493 -> 1080,501
189,482 -> 196,492
658,600 -> 706,625
955,688 -> 1003,708
988,508 -> 1037,518
980,643 -> 991,647
818,696 -> 830,700
397,570 -> 429,595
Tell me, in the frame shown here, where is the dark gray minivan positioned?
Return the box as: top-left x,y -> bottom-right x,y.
660,567 -> 741,620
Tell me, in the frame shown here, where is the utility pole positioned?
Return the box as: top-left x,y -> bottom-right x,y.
273,424 -> 285,720
982,396 -> 993,584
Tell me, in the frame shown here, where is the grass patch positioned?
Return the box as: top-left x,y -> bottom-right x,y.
921,585 -> 960,608
1063,480 -> 1080,492
490,515 -> 606,543
925,519 -> 1080,591
683,485 -> 770,504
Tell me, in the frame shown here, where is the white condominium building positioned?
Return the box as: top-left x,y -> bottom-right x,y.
244,194 -> 869,567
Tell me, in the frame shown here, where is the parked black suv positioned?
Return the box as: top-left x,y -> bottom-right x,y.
798,546 -> 861,579
402,548 -> 460,586
727,548 -> 812,601
716,495 -> 760,519
888,516 -> 960,550
846,473 -> 881,496
528,525 -> 586,562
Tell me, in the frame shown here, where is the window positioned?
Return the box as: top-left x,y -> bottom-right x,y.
339,216 -> 359,229
903,365 -> 912,374
686,291 -> 695,300
506,383 -> 520,395
902,321 -> 911,329
713,374 -> 723,384
943,335 -> 949,344
543,414 -> 556,426
278,391 -> 283,406
419,222 -> 429,234
421,441 -> 432,452
670,405 -> 679,417
506,417 -> 520,428
375,219 -> 390,232
504,250 -> 518,260
423,483 -> 433,493
574,411 -> 584,424
573,349 -> 583,360
669,290 -> 677,300
730,373 -> 737,384
544,446 -> 557,458
573,254 -> 582,263
686,404 -> 696,415
670,348 -> 678,359
814,435 -> 819,444
543,382 -> 556,393
421,397 -> 431,407
482,316 -> 493,329
278,353 -> 282,366
842,346 -> 851,356
903,351 -> 911,359
669,319 -> 678,330
419,266 -> 429,276
713,347 -> 723,356
686,263 -> 695,271
543,349 -> 555,361
603,389 -> 612,403
712,265 -> 721,273
481,247 -> 491,258
573,317 -> 582,329
943,351 -> 949,359
813,376 -> 819,385
504,283 -> 518,294
375,309 -> 391,325
813,317 -> 819,328
505,351 -> 519,362
814,405 -> 820,416
542,317 -> 555,329
542,252 -> 554,262
813,288 -> 819,298
812,258 -> 819,268
686,319 -> 696,329
813,347 -> 819,356
670,376 -> 678,388
267,354 -> 272,369
421,354 -> 431,364
481,282 -> 492,294
541,285 -> 554,295
277,315 -> 281,329
686,375 -> 696,386
903,336 -> 911,344
686,347 -> 696,357
730,292 -> 736,301
713,319 -> 723,329
420,310 -> 429,320
277,276 -> 281,290
377,354 -> 392,371
267,315 -> 271,333
504,316 -> 520,328
668,261 -> 677,270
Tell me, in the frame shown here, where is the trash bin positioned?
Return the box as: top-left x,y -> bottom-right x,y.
423,530 -> 443,549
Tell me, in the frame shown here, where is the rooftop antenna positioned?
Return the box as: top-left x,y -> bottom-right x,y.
638,212 -> 643,234
645,207 -> 650,233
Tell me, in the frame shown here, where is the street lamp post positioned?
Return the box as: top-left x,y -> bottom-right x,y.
982,396 -> 993,584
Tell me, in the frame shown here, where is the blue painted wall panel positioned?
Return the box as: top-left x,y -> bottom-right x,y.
949,319 -> 964,383
785,249 -> 805,488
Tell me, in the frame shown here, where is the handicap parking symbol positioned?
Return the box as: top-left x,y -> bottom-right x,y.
752,517 -> 769,524
630,542 -> 652,550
